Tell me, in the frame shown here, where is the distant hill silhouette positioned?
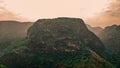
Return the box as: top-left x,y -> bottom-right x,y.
87,25 -> 103,36
0,21 -> 32,50
99,25 -> 120,54
98,25 -> 120,68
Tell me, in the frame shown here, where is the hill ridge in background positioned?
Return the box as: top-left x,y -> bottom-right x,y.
0,21 -> 32,50
0,17 -> 116,68
90,24 -> 120,68
99,24 -> 120,53
87,24 -> 103,36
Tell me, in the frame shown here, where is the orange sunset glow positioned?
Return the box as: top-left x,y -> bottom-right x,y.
0,0 -> 120,27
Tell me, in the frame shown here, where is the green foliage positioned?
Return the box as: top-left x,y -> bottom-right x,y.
0,64 -> 6,68
0,38 -> 27,57
0,18 -> 115,68
102,50 -> 120,68
18,45 -> 114,68
98,25 -> 120,68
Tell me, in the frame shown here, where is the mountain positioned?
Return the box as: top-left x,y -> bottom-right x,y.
0,21 -> 32,50
98,25 -> 120,53
87,25 -> 103,35
98,25 -> 120,68
0,18 -> 114,68
27,17 -> 105,54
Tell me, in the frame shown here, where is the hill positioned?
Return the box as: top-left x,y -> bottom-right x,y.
98,25 -> 120,68
0,21 -> 32,50
0,18 -> 114,68
27,17 -> 105,54
87,25 -> 103,36
99,25 -> 120,53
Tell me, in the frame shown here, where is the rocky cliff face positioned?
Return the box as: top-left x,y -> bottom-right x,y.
27,17 -> 105,54
0,18 -> 114,68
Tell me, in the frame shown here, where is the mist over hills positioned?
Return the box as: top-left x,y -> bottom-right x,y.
87,25 -> 103,36
88,24 -> 120,68
0,21 -> 32,41
0,21 -> 32,50
0,17 -> 119,68
0,17 -> 115,68
98,25 -> 120,54
87,24 -> 120,54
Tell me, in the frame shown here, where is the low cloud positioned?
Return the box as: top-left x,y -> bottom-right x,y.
0,8 -> 28,21
86,0 -> 120,27
104,0 -> 120,17
0,1 -> 28,22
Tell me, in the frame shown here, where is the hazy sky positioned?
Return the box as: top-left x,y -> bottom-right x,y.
86,0 -> 120,27
0,0 -> 119,27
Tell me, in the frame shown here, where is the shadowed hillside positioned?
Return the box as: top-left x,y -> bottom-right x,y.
99,25 -> 120,53
0,18 -> 114,68
98,25 -> 120,68
0,21 -> 32,50
27,17 -> 105,54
